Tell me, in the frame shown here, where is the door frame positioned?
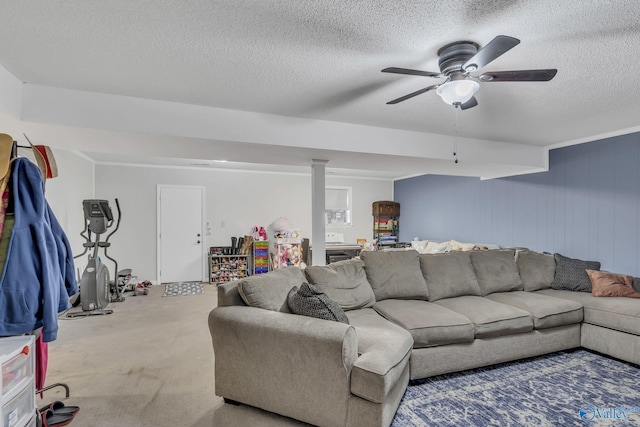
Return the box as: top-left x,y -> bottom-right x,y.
156,184 -> 206,284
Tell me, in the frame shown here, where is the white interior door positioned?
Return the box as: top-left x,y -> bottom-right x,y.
157,185 -> 204,283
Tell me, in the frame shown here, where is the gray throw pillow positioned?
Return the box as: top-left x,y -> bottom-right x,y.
470,249 -> 523,295
360,250 -> 429,301
419,252 -> 482,301
634,277 -> 640,293
237,266 -> 306,312
287,282 -> 349,324
304,259 -> 376,311
516,250 -> 556,291
552,253 -> 601,292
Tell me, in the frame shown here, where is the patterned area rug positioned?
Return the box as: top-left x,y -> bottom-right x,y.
392,350 -> 640,426
162,281 -> 204,297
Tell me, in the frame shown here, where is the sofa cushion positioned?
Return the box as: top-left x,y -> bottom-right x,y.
304,259 -> 376,311
470,250 -> 523,295
345,308 -> 413,404
586,270 -> 640,298
434,296 -> 533,338
372,299 -> 474,348
237,266 -> 306,312
552,253 -> 601,292
287,282 -> 350,324
360,250 -> 429,301
419,252 -> 482,301
486,291 -> 583,329
516,250 -> 556,291
537,289 -> 640,336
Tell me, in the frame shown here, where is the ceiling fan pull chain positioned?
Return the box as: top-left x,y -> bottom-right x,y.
453,108 -> 459,164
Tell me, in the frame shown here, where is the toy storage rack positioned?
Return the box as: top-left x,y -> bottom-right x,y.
271,237 -> 303,269
210,254 -> 249,284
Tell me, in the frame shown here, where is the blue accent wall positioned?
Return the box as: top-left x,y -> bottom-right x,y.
394,132 -> 640,275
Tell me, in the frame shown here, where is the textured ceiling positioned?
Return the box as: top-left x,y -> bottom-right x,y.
0,0 -> 639,177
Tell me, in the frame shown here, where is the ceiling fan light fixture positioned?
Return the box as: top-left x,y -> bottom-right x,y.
436,79 -> 480,105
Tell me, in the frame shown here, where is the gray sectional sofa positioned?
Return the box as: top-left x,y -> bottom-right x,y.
208,249 -> 640,427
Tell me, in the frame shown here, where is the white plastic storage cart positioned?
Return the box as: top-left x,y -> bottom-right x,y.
1,336 -> 36,427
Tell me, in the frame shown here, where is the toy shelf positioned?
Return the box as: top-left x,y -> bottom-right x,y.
210,254 -> 249,284
271,237 -> 303,269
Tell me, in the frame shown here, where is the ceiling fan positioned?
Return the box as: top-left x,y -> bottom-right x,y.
382,35 -> 557,110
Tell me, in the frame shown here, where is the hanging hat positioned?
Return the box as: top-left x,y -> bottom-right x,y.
23,134 -> 48,181
0,133 -> 13,179
34,145 -> 58,179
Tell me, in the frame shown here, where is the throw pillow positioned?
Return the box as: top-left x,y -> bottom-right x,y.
287,282 -> 350,323
425,241 -> 450,254
237,266 -> 306,312
448,240 -> 476,251
587,270 -> 640,298
552,253 -> 601,292
410,240 -> 429,254
419,252 -> 482,301
516,250 -> 556,291
304,259 -> 376,311
360,250 -> 429,301
470,249 -> 523,295
634,277 -> 640,293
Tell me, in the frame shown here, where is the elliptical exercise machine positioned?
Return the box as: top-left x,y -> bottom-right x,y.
68,199 -> 124,317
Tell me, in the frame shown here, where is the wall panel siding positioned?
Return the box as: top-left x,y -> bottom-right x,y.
613,134 -> 638,274
394,131 -> 640,276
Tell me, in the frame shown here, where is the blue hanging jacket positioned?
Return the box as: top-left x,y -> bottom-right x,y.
45,203 -> 78,312
0,158 -> 77,342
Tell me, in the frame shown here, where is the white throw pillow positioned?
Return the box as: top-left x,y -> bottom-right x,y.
448,240 -> 476,251
425,241 -> 450,254
410,240 -> 429,254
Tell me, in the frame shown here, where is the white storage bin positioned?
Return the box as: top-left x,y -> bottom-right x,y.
1,345 -> 32,397
2,379 -> 34,427
0,337 -> 36,427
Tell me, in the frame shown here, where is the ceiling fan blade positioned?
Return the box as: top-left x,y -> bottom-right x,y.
382,67 -> 444,78
463,35 -> 520,72
459,96 -> 478,110
386,84 -> 440,104
479,69 -> 558,82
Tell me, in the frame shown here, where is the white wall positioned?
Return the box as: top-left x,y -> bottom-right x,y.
94,164 -> 392,282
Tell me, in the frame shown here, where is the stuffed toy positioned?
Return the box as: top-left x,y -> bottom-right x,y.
270,217 -> 291,232
251,226 -> 267,241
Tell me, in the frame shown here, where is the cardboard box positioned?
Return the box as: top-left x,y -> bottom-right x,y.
372,201 -> 400,216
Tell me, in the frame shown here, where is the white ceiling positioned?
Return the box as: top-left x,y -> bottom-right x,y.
1,1 -> 639,179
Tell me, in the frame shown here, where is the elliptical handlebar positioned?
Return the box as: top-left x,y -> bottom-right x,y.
74,198 -> 121,259
74,212 -> 91,260
104,198 -> 121,244
102,198 -> 123,302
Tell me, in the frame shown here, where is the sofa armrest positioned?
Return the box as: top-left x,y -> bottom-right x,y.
216,279 -> 245,306
209,305 -> 358,427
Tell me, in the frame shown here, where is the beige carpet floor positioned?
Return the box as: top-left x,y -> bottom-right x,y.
39,284 -> 307,426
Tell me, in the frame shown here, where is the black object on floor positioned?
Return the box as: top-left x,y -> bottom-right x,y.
39,401 -> 80,416
41,408 -> 74,427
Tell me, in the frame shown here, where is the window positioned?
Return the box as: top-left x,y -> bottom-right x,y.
325,186 -> 352,226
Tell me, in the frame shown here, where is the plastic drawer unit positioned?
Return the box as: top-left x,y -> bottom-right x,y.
0,336 -> 36,427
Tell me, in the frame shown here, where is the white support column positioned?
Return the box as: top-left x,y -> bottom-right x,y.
311,159 -> 328,266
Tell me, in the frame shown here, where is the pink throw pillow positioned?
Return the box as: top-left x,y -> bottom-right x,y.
586,269 -> 640,298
